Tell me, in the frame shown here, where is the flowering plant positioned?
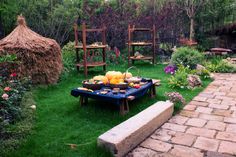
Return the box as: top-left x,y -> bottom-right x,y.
164,65 -> 177,75
165,92 -> 186,105
0,72 -> 31,130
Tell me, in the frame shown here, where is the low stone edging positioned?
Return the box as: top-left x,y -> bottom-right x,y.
97,101 -> 174,157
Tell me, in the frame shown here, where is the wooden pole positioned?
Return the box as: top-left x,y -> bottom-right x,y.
153,24 -> 156,64
82,22 -> 87,77
74,22 -> 78,47
102,24 -> 106,71
128,24 -> 131,67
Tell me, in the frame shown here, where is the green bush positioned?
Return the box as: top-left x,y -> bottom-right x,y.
168,65 -> 190,89
171,47 -> 204,69
204,58 -> 236,73
196,69 -> 211,79
61,41 -> 77,73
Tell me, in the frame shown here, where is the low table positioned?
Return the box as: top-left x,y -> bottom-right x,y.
71,79 -> 159,115
210,48 -> 232,55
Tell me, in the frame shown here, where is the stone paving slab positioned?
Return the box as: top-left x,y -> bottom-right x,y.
128,74 -> 236,157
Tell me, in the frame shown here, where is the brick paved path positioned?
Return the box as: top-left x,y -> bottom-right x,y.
128,74 -> 236,157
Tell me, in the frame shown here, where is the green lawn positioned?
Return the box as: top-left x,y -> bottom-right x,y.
4,63 -> 211,157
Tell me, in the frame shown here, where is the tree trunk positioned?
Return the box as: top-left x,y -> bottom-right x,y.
189,17 -> 195,41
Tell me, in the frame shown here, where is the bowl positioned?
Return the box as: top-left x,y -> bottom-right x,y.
125,77 -> 142,83
82,80 -> 104,90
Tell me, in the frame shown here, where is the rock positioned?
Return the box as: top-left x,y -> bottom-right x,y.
187,74 -> 202,88
210,73 -> 215,80
196,64 -> 206,71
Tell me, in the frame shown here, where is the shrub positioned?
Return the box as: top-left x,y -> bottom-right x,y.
165,92 -> 186,105
165,92 -> 186,111
0,74 -> 31,129
61,41 -> 77,73
195,68 -> 211,79
171,47 -> 204,69
204,58 -> 236,73
168,65 -> 190,89
0,53 -> 33,155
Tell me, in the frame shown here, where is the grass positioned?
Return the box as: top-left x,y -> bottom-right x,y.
3,63 -> 211,157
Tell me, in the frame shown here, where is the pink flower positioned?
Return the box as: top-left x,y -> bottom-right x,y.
2,93 -> 9,100
4,87 -> 11,92
10,73 -> 17,77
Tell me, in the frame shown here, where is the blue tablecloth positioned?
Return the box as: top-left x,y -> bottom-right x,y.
71,80 -> 153,106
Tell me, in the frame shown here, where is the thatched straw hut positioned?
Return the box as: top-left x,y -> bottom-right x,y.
0,15 -> 63,84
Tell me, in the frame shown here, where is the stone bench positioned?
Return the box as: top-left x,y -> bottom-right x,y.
97,101 -> 174,157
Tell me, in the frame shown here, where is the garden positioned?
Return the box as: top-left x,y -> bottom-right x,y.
1,0 -> 236,157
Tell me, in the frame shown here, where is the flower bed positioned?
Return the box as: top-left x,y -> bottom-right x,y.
0,54 -> 32,145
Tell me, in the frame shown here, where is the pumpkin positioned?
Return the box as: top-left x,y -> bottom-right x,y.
114,72 -> 123,79
110,78 -> 119,84
105,71 -> 115,80
110,76 -> 125,84
93,75 -> 109,84
105,71 -> 123,81
123,72 -> 132,79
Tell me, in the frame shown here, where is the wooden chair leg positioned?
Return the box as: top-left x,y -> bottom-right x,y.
153,85 -> 157,96
150,85 -> 156,98
124,100 -> 129,113
80,96 -> 84,106
120,99 -> 129,115
84,97 -> 88,105
120,103 -> 125,115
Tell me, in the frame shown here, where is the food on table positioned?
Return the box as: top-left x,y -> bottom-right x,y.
113,88 -> 120,92
125,77 -> 142,83
133,84 -> 141,89
93,75 -> 109,84
120,90 -> 126,94
82,79 -> 104,90
140,82 -> 147,86
110,77 -> 125,85
129,82 -> 134,87
123,72 -> 133,79
77,87 -> 93,92
105,71 -> 123,81
85,79 -> 103,84
100,91 -> 108,95
104,88 -> 111,92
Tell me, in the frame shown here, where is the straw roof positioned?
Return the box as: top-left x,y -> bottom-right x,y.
0,15 -> 63,84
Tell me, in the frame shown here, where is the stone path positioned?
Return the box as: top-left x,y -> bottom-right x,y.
128,74 -> 236,157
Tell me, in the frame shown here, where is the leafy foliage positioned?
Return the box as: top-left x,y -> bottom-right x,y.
168,65 -> 191,89
61,41 -> 77,73
204,57 -> 236,73
0,54 -> 31,140
171,47 -> 204,69
0,54 -> 17,64
165,92 -> 186,111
